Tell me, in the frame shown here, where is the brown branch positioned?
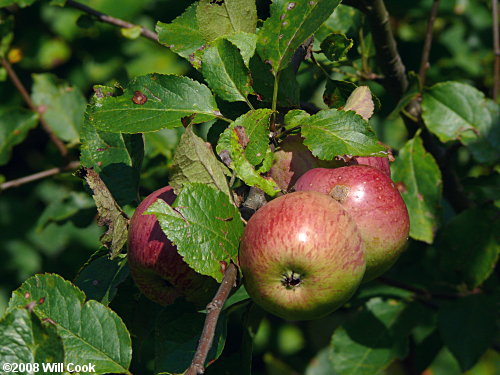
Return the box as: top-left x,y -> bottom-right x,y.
185,262 -> 238,375
65,0 -> 159,43
0,161 -> 80,192
1,58 -> 69,157
418,0 -> 441,88
493,0 -> 499,100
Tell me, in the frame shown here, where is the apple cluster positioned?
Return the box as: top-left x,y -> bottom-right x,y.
238,136 -> 410,320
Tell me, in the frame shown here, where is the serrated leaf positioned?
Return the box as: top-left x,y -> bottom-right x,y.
344,86 -> 374,120
422,82 -> 500,163
391,134 -> 442,244
249,55 -> 299,106
0,107 -> 38,166
217,109 -> 273,166
31,73 -> 86,143
155,301 -> 227,374
300,109 -> 385,160
438,295 -> 497,371
324,79 -> 358,108
0,307 -> 64,372
257,0 -> 341,74
89,74 -> 219,133
146,183 -> 244,283
81,86 -> 144,206
225,32 -> 257,67
156,3 -> 205,64
0,14 -> 14,58
438,208 -> 500,289
284,109 -> 310,131
330,298 -> 420,375
170,125 -> 231,197
202,38 -> 254,103
8,274 -> 132,375
197,0 -> 257,43
81,168 -> 129,258
75,253 -> 129,305
320,32 -> 353,61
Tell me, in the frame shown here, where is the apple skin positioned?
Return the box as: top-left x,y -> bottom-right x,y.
269,135 -> 343,191
128,186 -> 218,307
295,166 -> 409,281
351,156 -> 391,178
239,191 -> 366,321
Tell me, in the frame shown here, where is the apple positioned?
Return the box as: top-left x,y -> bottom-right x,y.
351,156 -> 391,178
295,165 -> 409,281
269,135 -> 342,191
239,191 -> 366,321
128,186 -> 218,307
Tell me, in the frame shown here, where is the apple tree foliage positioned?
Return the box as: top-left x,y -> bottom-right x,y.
0,0 -> 499,374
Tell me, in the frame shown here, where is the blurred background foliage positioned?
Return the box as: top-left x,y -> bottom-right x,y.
0,0 -> 498,374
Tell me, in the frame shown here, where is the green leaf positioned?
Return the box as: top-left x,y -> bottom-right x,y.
81,86 -> 144,206
344,86 -> 374,121
249,55 -> 299,107
330,298 -> 419,375
0,107 -> 38,166
323,79 -> 358,108
422,81 -> 500,163
89,74 -> 220,133
315,5 -> 362,43
257,0 -> 341,74
225,32 -> 257,67
31,73 -> 87,143
170,125 -> 231,198
81,168 -> 129,258
155,301 -> 227,374
8,274 -> 132,375
196,0 -> 257,43
75,252 -> 129,305
156,3 -> 205,64
36,191 -> 95,231
320,32 -> 353,62
0,307 -> 64,371
202,38 -> 254,103
0,14 -> 14,58
120,25 -> 142,40
0,0 -> 36,8
391,134 -> 442,244
306,348 -> 339,375
146,183 -> 244,283
284,109 -> 310,131
300,109 -> 386,160
438,208 -> 499,289
438,295 -> 497,371
217,109 -> 273,167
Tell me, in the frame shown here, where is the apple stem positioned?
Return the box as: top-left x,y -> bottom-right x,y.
185,262 -> 238,375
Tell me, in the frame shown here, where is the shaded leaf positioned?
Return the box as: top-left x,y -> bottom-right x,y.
438,295 -> 497,371
257,0 -> 341,73
155,301 -> 227,374
225,32 -> 257,67
170,125 -> 231,198
320,32 -> 353,62
31,73 -> 87,143
8,274 -> 132,375
202,38 -> 254,103
438,208 -> 500,289
89,74 -> 219,133
324,79 -> 357,108
0,307 -> 64,372
300,109 -> 386,160
0,14 -> 14,58
197,0 -> 257,43
391,134 -> 442,243
146,183 -> 244,283
0,107 -> 38,166
81,168 -> 129,258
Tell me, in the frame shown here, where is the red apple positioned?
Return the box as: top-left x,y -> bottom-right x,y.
239,191 -> 366,321
128,186 -> 218,306
351,156 -> 391,178
269,135 -> 342,191
295,166 -> 409,281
